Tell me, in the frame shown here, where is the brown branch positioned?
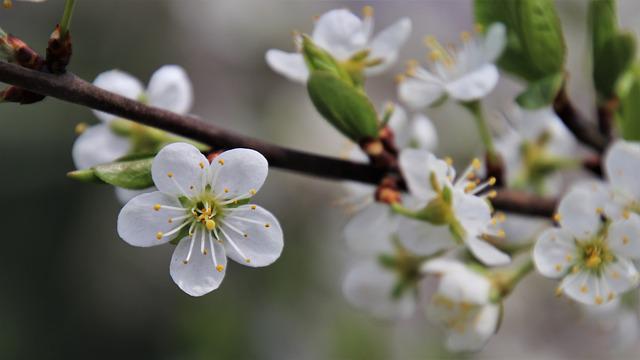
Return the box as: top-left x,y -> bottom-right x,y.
0,61 -> 556,217
553,86 -> 607,153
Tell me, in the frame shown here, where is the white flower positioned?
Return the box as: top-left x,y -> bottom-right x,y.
343,259 -> 416,319
602,140 -> 640,220
581,298 -> 640,352
266,7 -> 411,83
398,149 -> 510,265
342,104 -> 437,255
422,258 -> 500,352
495,106 -> 577,194
117,143 -> 283,296
72,65 -> 193,202
398,23 -> 506,109
534,184 -> 640,305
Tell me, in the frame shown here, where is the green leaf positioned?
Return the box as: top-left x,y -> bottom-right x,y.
616,65 -> 640,141
307,71 -> 379,142
474,0 -> 566,81
589,0 -> 617,53
301,35 -> 353,86
515,72 -> 564,109
593,33 -> 636,99
93,157 -> 154,189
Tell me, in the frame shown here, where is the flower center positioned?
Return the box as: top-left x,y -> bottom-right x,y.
576,238 -> 614,274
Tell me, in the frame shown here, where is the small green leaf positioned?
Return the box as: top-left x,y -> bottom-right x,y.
589,0 -> 617,53
593,33 -> 635,99
67,168 -> 103,183
301,35 -> 353,85
93,157 -> 154,189
616,65 -> 640,141
515,73 -> 564,109
307,71 -> 379,142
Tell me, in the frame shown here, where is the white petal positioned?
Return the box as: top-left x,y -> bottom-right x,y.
312,9 -> 367,59
466,236 -> 511,266
209,148 -> 269,199
411,114 -> 438,151
397,218 -> 452,256
603,258 -> 640,294
399,149 -> 450,201
533,228 -> 577,278
151,142 -> 209,196
117,191 -> 185,247
482,23 -> 506,63
445,64 -> 499,101
557,185 -> 603,239
218,205 -> 283,267
343,260 -> 415,319
560,271 -> 600,305
398,77 -> 444,110
453,191 -> 492,236
438,265 -> 492,304
422,257 -> 467,275
605,140 -> 640,199
446,304 -> 499,352
147,65 -> 193,114
387,104 -> 410,147
92,70 -> 144,122
114,187 -> 156,205
265,50 -> 309,83
366,18 -> 412,75
608,216 -> 640,259
344,203 -> 396,255
170,235 -> 227,296
72,124 -> 130,169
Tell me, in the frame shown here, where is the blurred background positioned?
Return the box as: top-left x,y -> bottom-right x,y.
1,0 -> 639,359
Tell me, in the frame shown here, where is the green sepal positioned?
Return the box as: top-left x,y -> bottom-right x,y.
307,71 -> 379,142
301,35 -> 353,85
515,72 -> 564,109
594,33 -> 636,99
615,64 -> 640,141
93,157 -> 154,190
67,168 -> 103,184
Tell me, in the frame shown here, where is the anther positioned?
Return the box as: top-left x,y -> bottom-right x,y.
75,122 -> 88,135
205,219 -> 216,231
595,296 -> 603,305
264,224 -> 271,228
153,204 -> 161,211
250,205 -> 257,210
488,177 -> 496,186
362,5 -> 373,17
249,189 -> 257,195
216,265 -> 224,272
167,172 -> 174,178
444,156 -> 453,166
471,158 -> 481,170
623,236 -> 630,245
224,188 -> 230,193
553,213 -> 562,222
199,162 -> 205,169
218,159 -> 225,165
245,258 -> 251,263
156,232 -> 163,240
580,285 -> 588,293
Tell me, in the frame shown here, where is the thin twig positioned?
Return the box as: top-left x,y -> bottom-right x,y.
553,86 -> 607,153
0,61 -> 556,217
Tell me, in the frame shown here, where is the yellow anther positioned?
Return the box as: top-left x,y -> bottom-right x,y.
460,31 -> 471,42
572,265 -> 580,274
495,212 -> 506,222
488,177 -> 496,186
199,162 -> 205,169
168,219 -> 173,224
595,296 -> 603,305
216,265 -> 224,272
153,204 -> 162,211
580,285 -> 588,293
555,287 -> 563,297
444,156 -> 453,166
555,264 -> 562,272
205,219 -> 216,231
428,50 -> 442,62
487,190 -> 497,198
623,236 -> 630,245
406,59 -> 419,69
362,5 -> 373,17
156,232 -> 163,240
565,254 -> 573,262
424,35 -> 438,47
250,205 -> 257,210
167,172 -> 174,178
183,260 -> 189,264
74,122 -> 88,135
203,249 -> 208,255
465,182 -> 477,192
3,0 -> 12,9
553,213 -> 562,222
608,292 -> 615,301
218,159 -> 225,165
394,74 -> 406,84
497,229 -> 506,238
249,189 -> 257,195
224,188 -> 229,193
245,258 -> 251,263
471,158 -> 481,170
623,209 -> 631,219
595,207 -> 604,215
585,255 -> 602,268
265,223 -> 271,228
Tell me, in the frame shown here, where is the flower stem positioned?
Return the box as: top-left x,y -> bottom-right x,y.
59,0 -> 77,38
462,100 -> 496,160
495,257 -> 534,300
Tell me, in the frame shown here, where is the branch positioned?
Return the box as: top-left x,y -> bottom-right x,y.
0,61 -> 556,217
553,86 -> 607,153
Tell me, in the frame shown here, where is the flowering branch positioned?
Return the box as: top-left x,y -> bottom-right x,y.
553,85 -> 608,152
0,60 -> 556,217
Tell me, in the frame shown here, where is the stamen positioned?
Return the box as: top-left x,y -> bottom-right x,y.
159,219 -> 193,240
219,220 -> 248,239
152,204 -> 185,212
207,231 -> 222,272
200,227 -> 206,255
218,226 -> 250,263
184,228 -> 198,264
230,215 -> 270,226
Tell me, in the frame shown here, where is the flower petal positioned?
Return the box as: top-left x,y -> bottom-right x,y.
117,191 -> 185,247
533,228 -> 577,278
387,104 -> 409,147
265,50 -> 309,83
217,205 -> 283,267
482,23 -> 506,63
151,142 -> 209,196
608,215 -> 640,259
453,191 -> 492,236
114,187 -> 156,205
399,149 -> 450,201
92,70 -> 144,122
604,140 -> 640,199
209,148 -> 269,199
445,304 -> 499,352
344,203 -> 396,255
366,18 -> 412,75
438,265 -> 492,304
411,114 -> 438,151
466,236 -> 511,266
72,123 -> 130,169
343,260 -> 415,319
312,9 -> 367,59
445,64 -> 499,101
170,234 -> 227,296
603,257 -> 640,294
147,65 -> 193,115
398,77 -> 445,110
557,185 -> 604,239
397,218 -> 452,255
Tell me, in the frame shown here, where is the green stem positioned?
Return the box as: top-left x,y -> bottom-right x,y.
462,100 -> 496,159
59,0 -> 77,38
